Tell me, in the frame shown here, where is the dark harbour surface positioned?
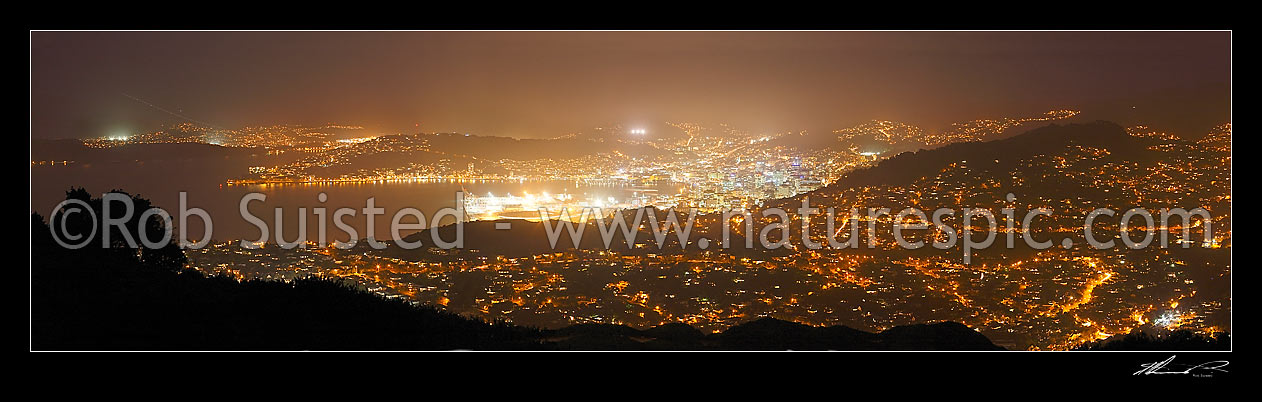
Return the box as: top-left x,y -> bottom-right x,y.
31,160 -> 673,243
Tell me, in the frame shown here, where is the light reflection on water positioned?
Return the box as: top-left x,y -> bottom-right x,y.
32,161 -> 678,242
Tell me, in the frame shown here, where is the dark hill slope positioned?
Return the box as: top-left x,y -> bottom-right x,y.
32,258 -> 545,350
31,213 -> 543,350
820,121 -> 1154,190
539,318 -> 1003,351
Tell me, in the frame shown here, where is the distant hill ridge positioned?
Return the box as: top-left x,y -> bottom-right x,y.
818,121 -> 1148,190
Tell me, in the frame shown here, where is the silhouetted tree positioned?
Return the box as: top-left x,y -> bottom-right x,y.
43,187 -> 186,272
32,188 -> 543,350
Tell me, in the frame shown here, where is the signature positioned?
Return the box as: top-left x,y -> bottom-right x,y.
1134,355 -> 1229,376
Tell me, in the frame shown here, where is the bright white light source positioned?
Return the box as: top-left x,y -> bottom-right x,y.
1154,311 -> 1181,328
630,128 -> 646,135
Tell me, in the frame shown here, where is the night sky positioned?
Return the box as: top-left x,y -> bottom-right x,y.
30,31 -> 1230,139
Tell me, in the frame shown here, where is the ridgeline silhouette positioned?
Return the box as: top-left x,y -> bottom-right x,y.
1074,329 -> 1230,351
31,188 -> 540,350
31,189 -> 1008,350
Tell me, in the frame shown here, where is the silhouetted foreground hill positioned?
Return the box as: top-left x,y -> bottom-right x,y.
32,238 -> 542,350
31,189 -> 1003,351
543,318 -> 1002,350
1074,330 -> 1229,351
30,191 -> 541,350
32,233 -> 1004,350
32,255 -> 1005,350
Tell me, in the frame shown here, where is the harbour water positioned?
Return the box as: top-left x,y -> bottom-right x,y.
31,160 -> 679,243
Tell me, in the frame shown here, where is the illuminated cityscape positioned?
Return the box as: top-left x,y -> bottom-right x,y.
177,121 -> 1230,350
79,109 -> 1081,216
31,30 -> 1231,355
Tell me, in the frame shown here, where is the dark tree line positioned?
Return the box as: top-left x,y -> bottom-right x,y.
31,188 -> 543,350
